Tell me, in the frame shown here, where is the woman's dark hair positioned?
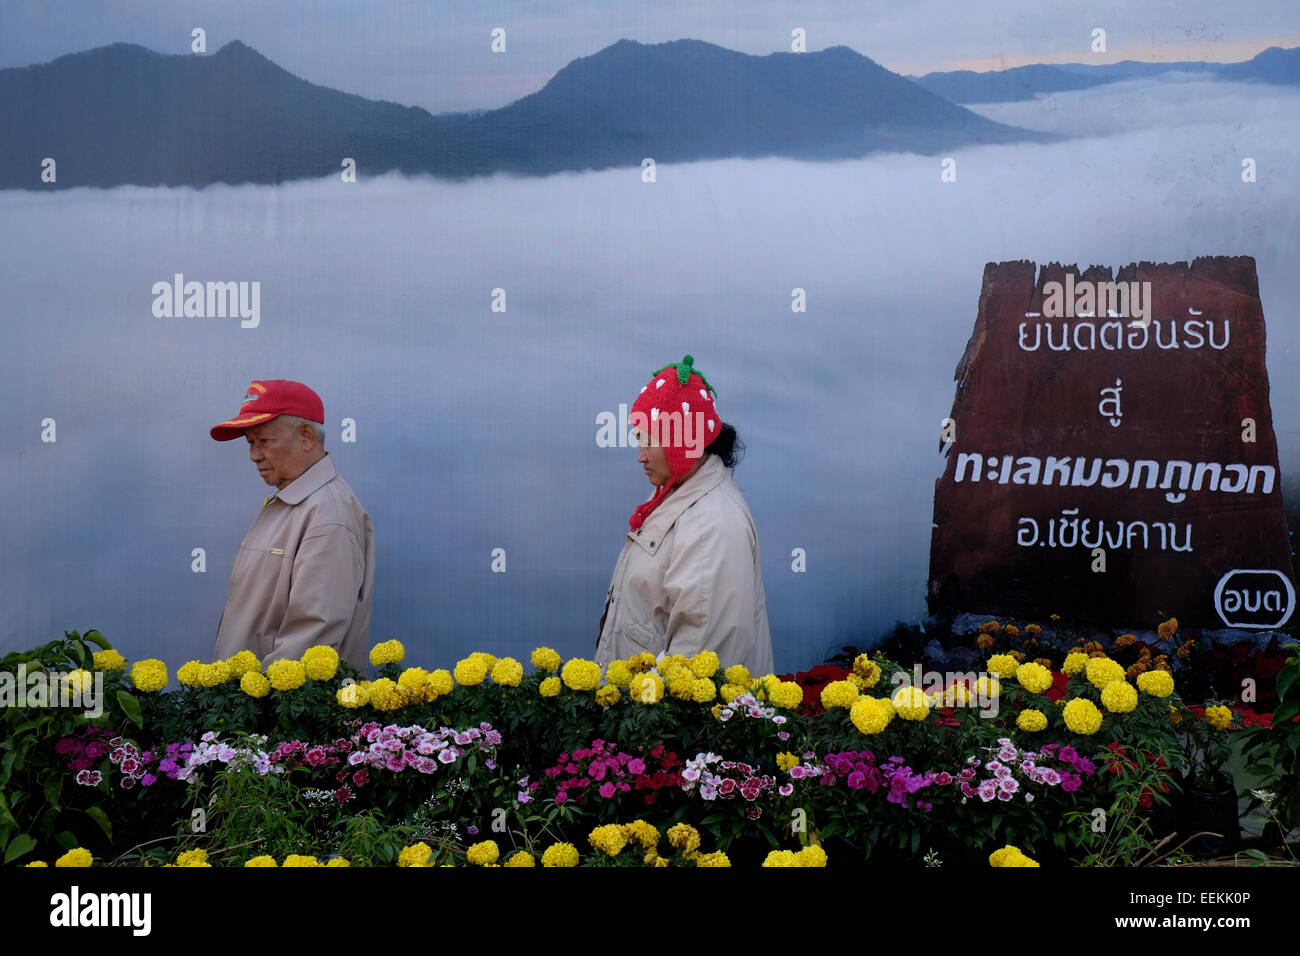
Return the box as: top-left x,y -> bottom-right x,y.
707,422 -> 744,469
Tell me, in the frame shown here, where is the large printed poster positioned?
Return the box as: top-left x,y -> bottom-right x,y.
3,3 -> 1298,677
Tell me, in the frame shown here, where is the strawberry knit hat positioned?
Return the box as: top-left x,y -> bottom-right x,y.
628,354 -> 722,531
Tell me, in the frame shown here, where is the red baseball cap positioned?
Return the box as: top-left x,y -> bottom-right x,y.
210,379 -> 325,441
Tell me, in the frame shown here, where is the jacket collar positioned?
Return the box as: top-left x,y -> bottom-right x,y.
628,453 -> 727,553
271,453 -> 337,506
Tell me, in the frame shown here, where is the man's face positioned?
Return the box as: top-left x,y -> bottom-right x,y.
245,417 -> 317,489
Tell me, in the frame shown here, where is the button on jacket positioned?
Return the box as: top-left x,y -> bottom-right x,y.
213,453 -> 375,670
596,453 -> 774,676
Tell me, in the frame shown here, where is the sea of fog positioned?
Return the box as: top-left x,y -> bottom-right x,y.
1,75 -> 1297,672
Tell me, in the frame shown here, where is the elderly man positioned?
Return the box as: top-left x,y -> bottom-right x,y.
210,379 -> 374,670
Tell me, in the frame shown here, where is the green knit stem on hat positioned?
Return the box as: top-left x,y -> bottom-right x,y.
652,353 -> 716,395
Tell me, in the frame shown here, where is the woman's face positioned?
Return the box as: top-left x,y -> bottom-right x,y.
635,428 -> 674,486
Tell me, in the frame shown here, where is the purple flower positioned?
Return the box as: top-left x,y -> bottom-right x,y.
778,783 -> 794,796
141,773 -> 157,787
847,771 -> 867,790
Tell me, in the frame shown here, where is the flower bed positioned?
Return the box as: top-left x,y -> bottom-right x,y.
1,621 -> 1292,868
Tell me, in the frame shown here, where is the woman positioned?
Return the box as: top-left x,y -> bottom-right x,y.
595,354 -> 774,676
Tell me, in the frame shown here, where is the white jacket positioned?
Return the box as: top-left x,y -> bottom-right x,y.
595,453 -> 774,676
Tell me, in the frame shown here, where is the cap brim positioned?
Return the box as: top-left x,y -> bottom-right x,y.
210,412 -> 276,441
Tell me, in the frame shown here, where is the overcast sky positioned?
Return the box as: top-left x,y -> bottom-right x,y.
1,0 -> 1298,113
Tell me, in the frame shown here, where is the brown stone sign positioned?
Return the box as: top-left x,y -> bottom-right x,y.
928,257 -> 1295,630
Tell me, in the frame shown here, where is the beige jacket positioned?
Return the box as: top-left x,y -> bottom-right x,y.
595,453 -> 774,676
213,453 -> 375,670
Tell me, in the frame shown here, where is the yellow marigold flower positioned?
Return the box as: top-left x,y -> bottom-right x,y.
850,697 -> 892,734
367,677 -> 406,711
1009,650 -> 1027,662
240,670 -> 271,699
25,861 -> 48,867
265,658 -> 306,692
974,675 -> 1001,699
628,672 -> 665,704
541,843 -> 580,867
429,669 -> 454,695
561,658 -> 601,691
1168,704 -> 1182,725
934,682 -> 971,707
54,847 -> 93,868
368,639 -> 406,667
689,650 -> 720,679
891,686 -> 930,721
1014,661 -> 1053,695
1063,698 -> 1103,735
326,857 -> 351,867
1176,642 -> 1193,660
503,851 -> 535,867
398,842 -> 433,867
976,633 -> 994,650
531,646 -> 562,672
978,619 -> 1003,634
664,664 -> 695,700
589,824 -> 628,857
1062,652 -> 1088,675
176,848 -> 210,867
852,655 -> 882,688
92,648 -> 127,672
1115,633 -> 1137,648
667,823 -> 701,852
1025,623 -> 1042,636
398,667 -> 436,703
762,850 -> 799,867
989,845 -> 1039,867
469,651 -> 497,671
62,669 -> 94,696
539,676 -> 561,697
453,656 -> 488,687
176,660 -> 203,686
1082,640 -> 1104,654
718,682 -> 746,702
128,659 -> 168,693
1017,708 -> 1048,732
1034,657 -> 1053,669
301,645 -> 340,681
623,820 -> 659,850
986,654 -> 1020,679
1205,705 -> 1233,730
336,681 -> 370,708
491,657 -> 524,687
1101,680 -> 1138,713
1003,624 -> 1020,638
770,681 -> 804,710
750,674 -> 779,700
820,680 -> 860,710
244,856 -> 278,867
466,840 -> 500,866
202,661 -> 232,687
695,851 -> 731,867
1157,618 -> 1179,641
776,752 -> 800,772
724,664 -> 751,686
225,650 -> 260,677
1085,656 -> 1125,691
690,678 -> 716,703
1137,669 -> 1175,698
795,844 -> 828,867
282,855 -> 318,867
604,659 -> 633,688
595,684 -> 622,707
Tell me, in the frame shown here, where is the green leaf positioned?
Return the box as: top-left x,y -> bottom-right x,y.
116,690 -> 143,729
1275,663 -> 1298,702
1272,697 -> 1300,726
83,805 -> 112,839
4,833 -> 37,863
82,631 -> 111,651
